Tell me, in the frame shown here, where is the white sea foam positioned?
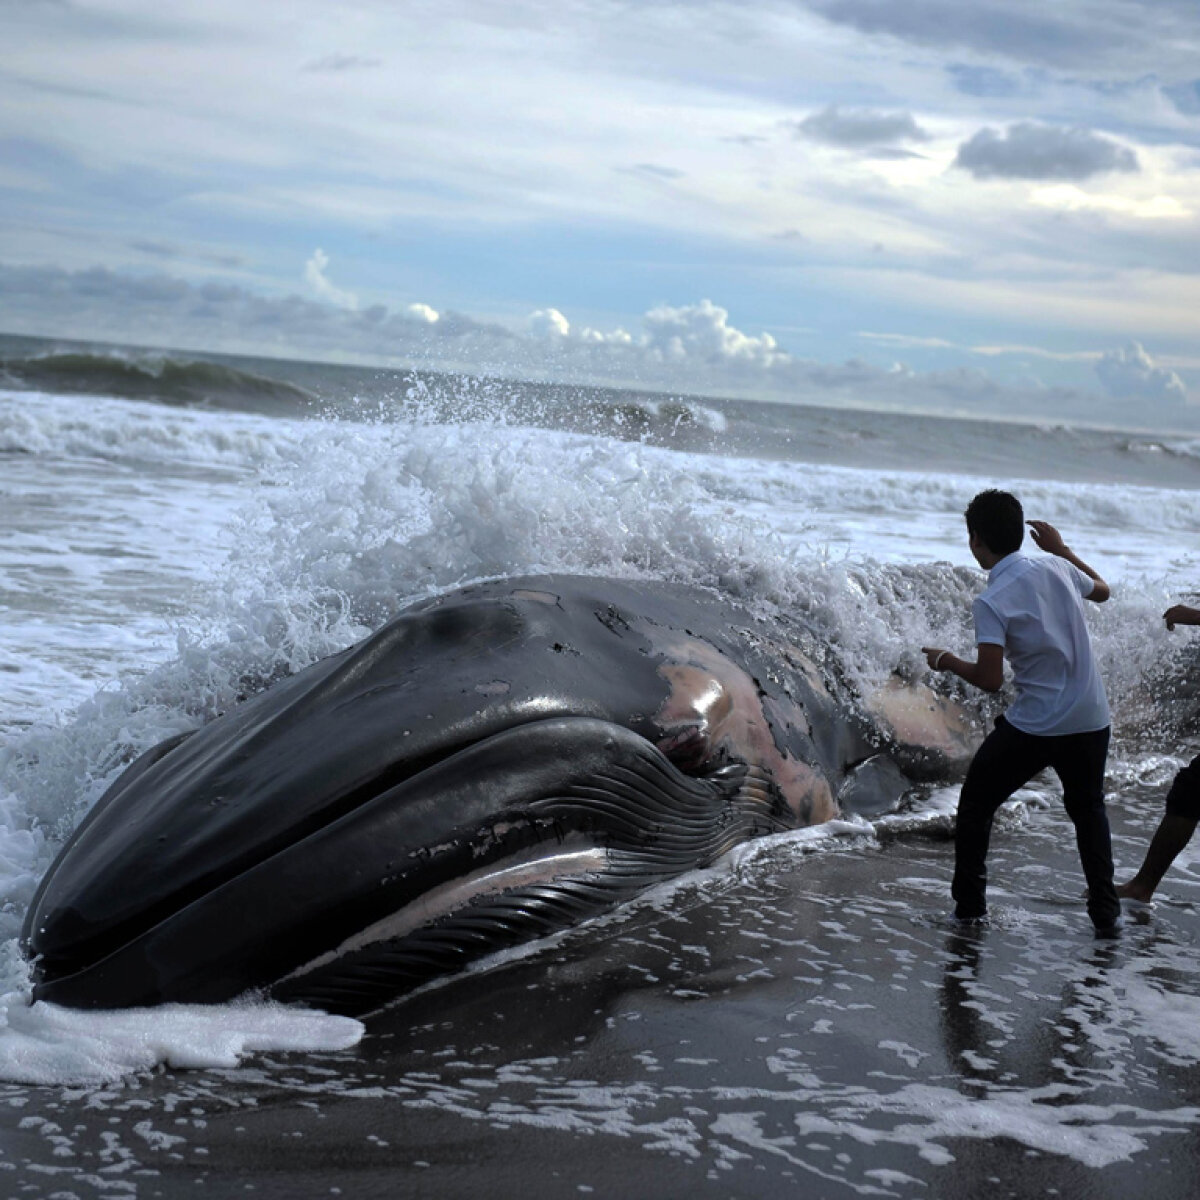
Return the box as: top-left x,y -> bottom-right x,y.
787,1082 -> 1197,1169
0,990 -> 361,1085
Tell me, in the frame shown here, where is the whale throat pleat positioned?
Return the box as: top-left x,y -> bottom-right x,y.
273,724 -> 789,1015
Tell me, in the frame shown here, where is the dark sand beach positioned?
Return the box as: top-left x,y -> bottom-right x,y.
4,776 -> 1199,1199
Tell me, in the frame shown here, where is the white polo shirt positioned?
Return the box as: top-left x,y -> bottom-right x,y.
972,551 -> 1110,736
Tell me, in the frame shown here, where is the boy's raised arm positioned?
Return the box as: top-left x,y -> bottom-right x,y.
1027,519 -> 1109,603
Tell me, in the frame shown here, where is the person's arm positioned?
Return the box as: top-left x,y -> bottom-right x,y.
921,642 -> 1005,692
1164,604 -> 1200,631
1027,519 -> 1110,602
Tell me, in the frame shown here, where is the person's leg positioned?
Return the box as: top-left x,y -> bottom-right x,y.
1117,816 -> 1198,901
1052,726 -> 1118,930
1118,755 -> 1200,901
952,718 -> 1050,920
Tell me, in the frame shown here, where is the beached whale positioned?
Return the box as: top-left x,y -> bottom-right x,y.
21,575 -> 974,1016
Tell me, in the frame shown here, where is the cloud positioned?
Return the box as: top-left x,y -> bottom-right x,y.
858,331 -> 955,350
127,239 -> 179,258
642,300 -> 786,368
793,106 -> 929,149
302,54 -> 383,73
529,308 -> 571,338
0,266 -> 788,383
304,249 -> 358,311
0,262 -> 514,360
945,63 -> 1022,98
970,343 -> 1098,362
1095,342 -> 1188,405
1164,79 -> 1200,116
619,163 -> 686,180
127,239 -> 245,268
1030,186 -> 1188,221
805,1 -> 1125,66
529,306 -> 633,347
954,123 -> 1139,181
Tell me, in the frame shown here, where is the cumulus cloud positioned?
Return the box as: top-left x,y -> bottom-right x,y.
405,302 -> 439,324
577,325 -> 633,347
1095,342 -> 1188,405
304,249 -> 358,311
529,308 -> 571,339
793,105 -> 929,148
641,300 -> 786,368
528,309 -> 637,348
954,123 -> 1138,181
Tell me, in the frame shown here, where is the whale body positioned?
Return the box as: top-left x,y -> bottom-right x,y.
21,575 -> 973,1016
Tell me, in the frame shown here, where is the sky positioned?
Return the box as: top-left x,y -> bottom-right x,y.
3,0 -> 1200,428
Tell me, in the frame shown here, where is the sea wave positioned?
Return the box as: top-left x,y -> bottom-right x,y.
0,348 -> 317,413
0,388 -> 302,469
0,334 -> 729,440
395,370 -> 729,448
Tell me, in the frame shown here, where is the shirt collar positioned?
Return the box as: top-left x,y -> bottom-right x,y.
987,551 -> 1026,584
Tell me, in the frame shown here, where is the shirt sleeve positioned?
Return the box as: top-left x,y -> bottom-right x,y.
972,596 -> 1006,646
1051,554 -> 1094,598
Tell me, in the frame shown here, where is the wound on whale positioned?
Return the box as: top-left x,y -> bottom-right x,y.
22,575 -> 975,1016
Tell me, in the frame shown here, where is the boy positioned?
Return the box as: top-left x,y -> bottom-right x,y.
921,489 -> 1120,935
1117,601 -> 1200,903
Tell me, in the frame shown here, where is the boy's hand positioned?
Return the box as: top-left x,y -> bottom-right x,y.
1027,520 -> 1067,557
922,646 -> 949,671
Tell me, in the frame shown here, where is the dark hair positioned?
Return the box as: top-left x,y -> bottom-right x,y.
964,489 -> 1024,556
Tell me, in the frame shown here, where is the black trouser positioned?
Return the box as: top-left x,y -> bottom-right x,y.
1165,753 -> 1200,821
952,716 -> 1118,928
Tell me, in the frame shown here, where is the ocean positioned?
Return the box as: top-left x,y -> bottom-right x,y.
3,330 -> 1200,1197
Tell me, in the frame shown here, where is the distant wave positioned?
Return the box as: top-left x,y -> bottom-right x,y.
1116,435 -> 1200,465
6,335 -> 1200,489
397,371 -> 730,449
604,395 -> 728,437
0,349 -> 318,414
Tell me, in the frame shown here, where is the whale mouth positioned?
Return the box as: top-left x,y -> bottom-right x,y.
24,718 -> 788,1015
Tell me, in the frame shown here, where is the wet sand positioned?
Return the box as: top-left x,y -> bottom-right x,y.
4,778 -> 1200,1199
